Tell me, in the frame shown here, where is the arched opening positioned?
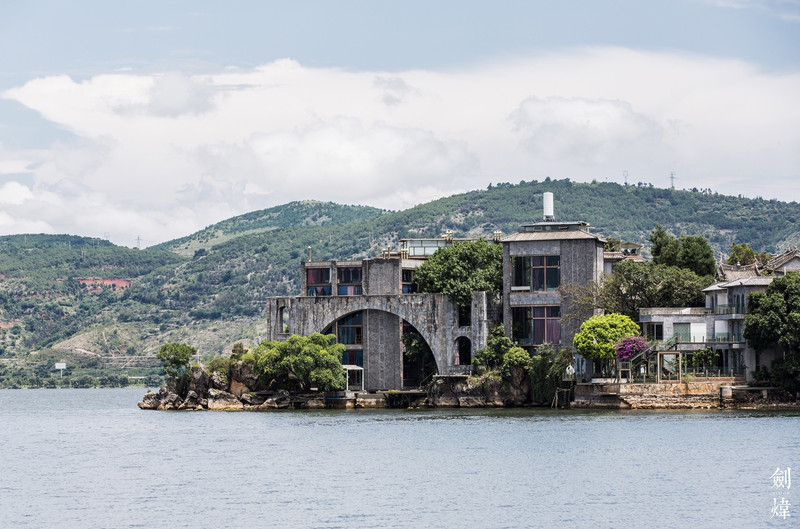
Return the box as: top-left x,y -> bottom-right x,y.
317,305 -> 442,391
401,321 -> 438,388
455,336 -> 472,366
323,311 -> 364,390
277,306 -> 289,334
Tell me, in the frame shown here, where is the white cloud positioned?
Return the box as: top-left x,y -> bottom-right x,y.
0,181 -> 35,205
510,96 -> 663,164
697,0 -> 800,21
1,48 -> 799,246
141,73 -> 215,117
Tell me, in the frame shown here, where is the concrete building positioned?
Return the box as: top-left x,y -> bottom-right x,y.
500,193 -> 606,380
638,276 -> 780,381
262,248 -> 498,391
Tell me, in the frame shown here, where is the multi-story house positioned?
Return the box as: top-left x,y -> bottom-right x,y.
639,271 -> 787,382
500,193 -> 606,379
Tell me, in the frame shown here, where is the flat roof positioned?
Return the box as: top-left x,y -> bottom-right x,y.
502,230 -> 604,242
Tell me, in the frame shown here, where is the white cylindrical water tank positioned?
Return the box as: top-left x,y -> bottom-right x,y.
543,192 -> 554,220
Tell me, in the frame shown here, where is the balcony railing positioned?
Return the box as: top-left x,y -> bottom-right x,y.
713,304 -> 744,315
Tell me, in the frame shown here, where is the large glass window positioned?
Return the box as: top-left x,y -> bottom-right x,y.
337,312 -> 363,345
512,255 -> 560,291
337,267 -> 362,295
512,306 -> 561,345
306,267 -> 331,296
512,256 -> 532,288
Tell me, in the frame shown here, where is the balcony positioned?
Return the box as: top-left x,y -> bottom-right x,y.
713,304 -> 744,315
640,308 -> 711,316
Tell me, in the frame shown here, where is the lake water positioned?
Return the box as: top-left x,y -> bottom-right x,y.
0,388 -> 796,529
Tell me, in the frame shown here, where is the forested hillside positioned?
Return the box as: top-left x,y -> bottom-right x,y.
1,180 -> 799,387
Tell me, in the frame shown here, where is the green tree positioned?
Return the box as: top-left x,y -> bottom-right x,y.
726,242 -> 771,267
472,324 -> 514,373
649,225 -> 679,266
573,313 -> 640,361
414,240 -> 502,307
156,343 -> 196,378
649,226 -> 716,277
253,333 -> 346,391
744,273 -> 800,392
499,345 -> 533,396
602,260 -> 711,321
676,235 -> 716,277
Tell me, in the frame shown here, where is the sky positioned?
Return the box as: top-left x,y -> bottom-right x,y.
1,0 -> 799,247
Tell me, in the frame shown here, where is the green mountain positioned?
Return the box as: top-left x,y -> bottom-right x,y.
150,200 -> 389,256
1,179 -> 799,387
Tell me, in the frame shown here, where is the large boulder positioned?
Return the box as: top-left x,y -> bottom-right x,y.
158,392 -> 182,410
305,397 -> 326,409
178,390 -> 201,410
209,372 -> 228,391
257,389 -> 291,410
188,367 -> 210,397
207,388 -> 244,410
229,361 -> 259,392
458,395 -> 486,407
137,391 -> 161,410
228,379 -> 250,399
239,392 -> 266,406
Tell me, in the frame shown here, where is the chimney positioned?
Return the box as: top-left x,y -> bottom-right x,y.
543,192 -> 555,221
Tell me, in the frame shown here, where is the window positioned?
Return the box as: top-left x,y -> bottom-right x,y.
337,312 -> 363,345
277,306 -> 288,334
458,305 -> 471,327
673,323 -> 690,342
341,349 -> 364,366
512,255 -> 560,291
512,256 -> 532,289
306,268 -> 331,296
511,306 -> 561,345
643,322 -> 663,341
402,269 -> 416,294
337,266 -> 362,295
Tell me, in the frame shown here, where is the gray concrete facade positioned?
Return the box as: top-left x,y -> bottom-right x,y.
501,223 -> 605,355
265,254 -> 494,390
263,292 -> 492,390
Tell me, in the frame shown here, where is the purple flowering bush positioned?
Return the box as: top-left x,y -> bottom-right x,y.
615,336 -> 651,361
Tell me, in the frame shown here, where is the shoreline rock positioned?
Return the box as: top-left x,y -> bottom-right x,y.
138,365 -> 798,411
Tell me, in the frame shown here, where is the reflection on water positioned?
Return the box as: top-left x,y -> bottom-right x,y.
0,388 -> 797,529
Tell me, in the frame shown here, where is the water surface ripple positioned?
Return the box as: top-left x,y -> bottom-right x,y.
1,388 -> 796,528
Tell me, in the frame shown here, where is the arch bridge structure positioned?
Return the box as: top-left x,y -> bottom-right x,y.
263,292 -> 494,391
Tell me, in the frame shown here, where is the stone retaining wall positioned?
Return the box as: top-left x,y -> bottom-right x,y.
573,381 -> 736,409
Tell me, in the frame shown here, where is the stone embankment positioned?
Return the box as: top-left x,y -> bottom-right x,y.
573,380 -> 797,409
138,366 -> 533,411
